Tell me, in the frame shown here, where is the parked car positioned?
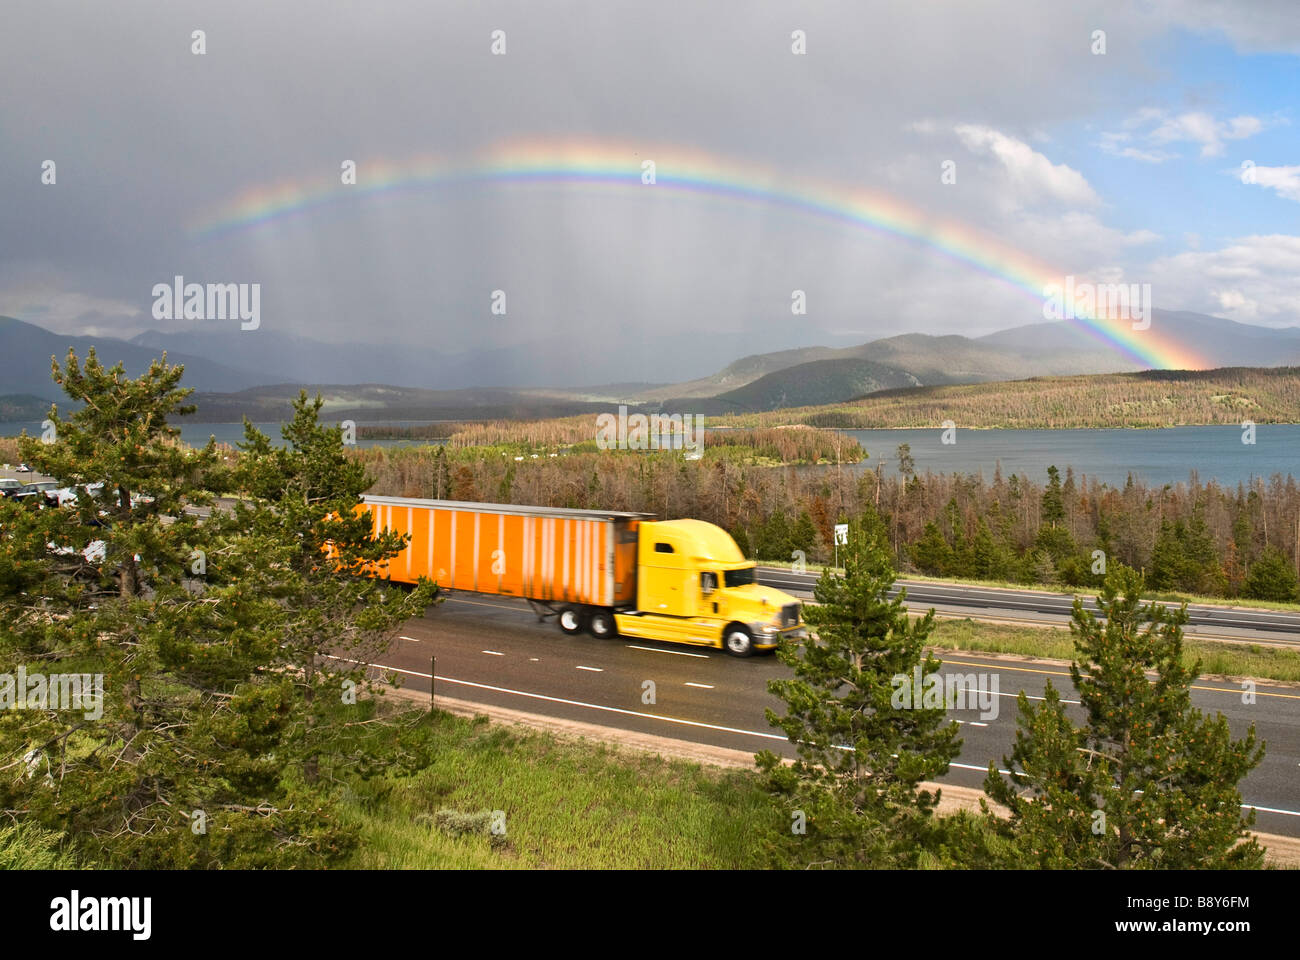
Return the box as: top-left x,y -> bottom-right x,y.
16,463 -> 31,473
53,481 -> 105,507
16,481 -> 61,508
0,479 -> 24,498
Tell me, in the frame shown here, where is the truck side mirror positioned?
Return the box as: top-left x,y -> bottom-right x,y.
701,572 -> 717,595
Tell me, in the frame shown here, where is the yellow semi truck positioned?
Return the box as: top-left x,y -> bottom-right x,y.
361,496 -> 806,656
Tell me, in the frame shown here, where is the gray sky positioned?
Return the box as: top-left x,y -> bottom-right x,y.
2,0 -> 1298,383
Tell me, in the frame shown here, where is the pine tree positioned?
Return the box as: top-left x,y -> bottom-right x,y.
792,510 -> 819,563
1147,519 -> 1185,590
1041,465 -> 1065,527
0,352 -> 349,866
985,564 -> 1265,868
757,512 -> 960,867
229,393 -> 439,784
1242,546 -> 1299,602
910,521 -> 951,575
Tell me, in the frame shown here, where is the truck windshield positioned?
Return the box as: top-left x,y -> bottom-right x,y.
723,567 -> 755,588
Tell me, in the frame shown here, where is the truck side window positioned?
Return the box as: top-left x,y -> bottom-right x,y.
654,542 -> 674,553
701,571 -> 717,594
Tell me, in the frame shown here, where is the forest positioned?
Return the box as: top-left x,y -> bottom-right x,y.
354,439 -> 1300,603
723,366 -> 1300,430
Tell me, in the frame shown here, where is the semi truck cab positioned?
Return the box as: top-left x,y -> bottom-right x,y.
606,519 -> 806,657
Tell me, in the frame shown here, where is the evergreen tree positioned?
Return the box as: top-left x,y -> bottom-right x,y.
1041,465 -> 1065,527
758,512 -> 960,867
910,521 -> 951,576
1147,519 -> 1186,590
0,362 -> 437,867
985,564 -> 1265,868
792,510 -> 819,563
229,393 -> 439,783
895,443 -> 915,480
971,518 -> 1000,580
0,353 -> 346,866
433,445 -> 451,499
1242,546 -> 1299,602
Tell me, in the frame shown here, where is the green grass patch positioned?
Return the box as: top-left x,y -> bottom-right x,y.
928,617 -> 1300,684
342,711 -> 790,869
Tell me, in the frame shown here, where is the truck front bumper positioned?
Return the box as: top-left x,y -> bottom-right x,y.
750,624 -> 808,649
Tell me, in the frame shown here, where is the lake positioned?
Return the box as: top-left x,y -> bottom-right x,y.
3,419 -> 1294,487
840,426 -> 1298,487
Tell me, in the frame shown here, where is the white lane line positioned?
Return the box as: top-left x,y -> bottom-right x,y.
684,682 -> 714,689
325,656 -> 1300,821
1244,803 -> 1300,818
626,644 -> 710,658
576,665 -> 603,672
944,760 -> 1300,818
481,650 -> 504,657
399,636 -> 422,642
325,656 -> 786,742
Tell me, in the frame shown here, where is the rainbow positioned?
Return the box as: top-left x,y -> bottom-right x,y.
189,139 -> 1206,370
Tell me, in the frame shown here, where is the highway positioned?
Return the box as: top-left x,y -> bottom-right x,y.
10,467 -> 1298,836
369,592 -> 1300,839
754,567 -> 1300,647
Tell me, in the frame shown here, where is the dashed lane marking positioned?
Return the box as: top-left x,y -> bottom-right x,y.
626,644 -> 710,658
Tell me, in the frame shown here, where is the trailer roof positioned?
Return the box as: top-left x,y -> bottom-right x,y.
362,495 -> 656,521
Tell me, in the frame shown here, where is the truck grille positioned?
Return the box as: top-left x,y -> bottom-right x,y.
780,603 -> 801,627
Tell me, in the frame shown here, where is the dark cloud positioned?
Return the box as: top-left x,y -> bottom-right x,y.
0,0 -> 1290,384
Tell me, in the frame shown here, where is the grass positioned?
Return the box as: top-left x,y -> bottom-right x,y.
756,559 -> 1300,614
341,710 -> 789,869
928,617 -> 1300,684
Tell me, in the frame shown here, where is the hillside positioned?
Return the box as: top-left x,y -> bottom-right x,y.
630,312 -> 1300,409
716,367 -> 1300,430
662,357 -> 923,413
180,382 -> 628,423
0,316 -> 285,399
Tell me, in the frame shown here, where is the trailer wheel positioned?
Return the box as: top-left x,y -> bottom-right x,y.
588,609 -> 617,639
558,606 -> 587,635
723,626 -> 755,658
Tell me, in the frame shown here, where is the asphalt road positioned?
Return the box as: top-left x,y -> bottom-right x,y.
755,567 -> 1300,647
370,592 -> 1300,839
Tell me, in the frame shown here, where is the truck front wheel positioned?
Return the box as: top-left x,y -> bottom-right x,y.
558,606 -> 587,635
588,609 -> 618,639
723,626 -> 755,658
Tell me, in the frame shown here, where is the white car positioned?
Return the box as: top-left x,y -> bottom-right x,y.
49,539 -> 108,563
54,482 -> 105,506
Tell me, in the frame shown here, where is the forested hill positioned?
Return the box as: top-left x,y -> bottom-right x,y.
718,367 -> 1300,430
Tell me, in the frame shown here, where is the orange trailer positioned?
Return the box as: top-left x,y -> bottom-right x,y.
359,495 -> 806,656
360,496 -> 650,607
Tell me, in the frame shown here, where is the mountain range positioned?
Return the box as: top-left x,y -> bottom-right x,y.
3,310 -> 1300,421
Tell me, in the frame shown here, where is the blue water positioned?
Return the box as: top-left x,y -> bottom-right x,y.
3,419 -> 1294,486
841,425 -> 1298,487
